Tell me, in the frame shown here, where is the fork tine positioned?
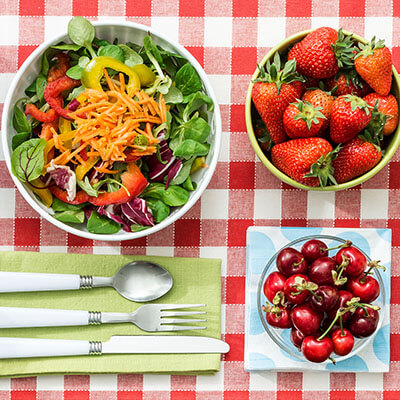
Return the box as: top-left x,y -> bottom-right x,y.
161,318 -> 206,324
161,311 -> 206,317
158,325 -> 206,331
159,304 -> 206,310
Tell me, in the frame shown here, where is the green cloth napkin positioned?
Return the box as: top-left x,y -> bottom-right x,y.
0,251 -> 222,378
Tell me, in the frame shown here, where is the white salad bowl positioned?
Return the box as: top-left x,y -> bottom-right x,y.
2,21 -> 221,241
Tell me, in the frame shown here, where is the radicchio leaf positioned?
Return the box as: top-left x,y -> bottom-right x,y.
97,204 -> 125,225
146,139 -> 175,182
121,198 -> 155,227
68,99 -> 80,111
165,159 -> 183,189
47,160 -> 77,201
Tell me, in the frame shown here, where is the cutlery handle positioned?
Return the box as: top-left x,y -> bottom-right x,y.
0,337 -> 96,359
0,307 -> 92,328
0,272 -> 81,293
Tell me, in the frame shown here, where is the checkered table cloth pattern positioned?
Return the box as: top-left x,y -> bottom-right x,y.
0,0 -> 400,398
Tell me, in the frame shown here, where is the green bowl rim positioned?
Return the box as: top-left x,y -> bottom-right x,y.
245,29 -> 400,191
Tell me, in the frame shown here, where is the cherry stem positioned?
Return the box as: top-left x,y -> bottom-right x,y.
292,258 -> 305,267
361,260 -> 384,284
309,289 -> 322,302
318,308 -> 344,341
339,315 -> 344,336
329,356 -> 337,365
324,240 -> 352,252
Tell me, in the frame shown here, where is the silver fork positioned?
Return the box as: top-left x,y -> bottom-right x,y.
0,304 -> 207,332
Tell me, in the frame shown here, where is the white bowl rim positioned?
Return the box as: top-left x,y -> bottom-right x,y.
2,20 -> 222,241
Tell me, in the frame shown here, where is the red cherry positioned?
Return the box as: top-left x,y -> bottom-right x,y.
276,248 -> 308,277
348,307 -> 379,338
310,285 -> 339,312
336,246 -> 367,277
332,328 -> 354,356
347,275 -> 380,303
265,306 -> 292,329
327,290 -> 354,323
308,257 -> 337,286
264,271 -> 286,303
283,274 -> 311,304
290,304 -> 323,336
290,327 -> 305,349
302,335 -> 334,363
301,239 -> 328,264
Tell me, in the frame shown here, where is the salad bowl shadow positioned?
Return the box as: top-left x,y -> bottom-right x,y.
257,235 -> 386,365
245,29 -> 400,191
2,21 -> 221,241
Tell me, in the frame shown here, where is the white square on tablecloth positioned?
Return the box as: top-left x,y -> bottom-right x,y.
147,246 -> 174,257
303,371 -> 330,390
0,378 -> 10,390
0,16 -> 18,45
143,374 -> 171,391
200,246 -> 227,275
197,362 -> 224,390
365,17 -> 393,47
39,246 -> 67,253
219,132 -> 230,162
361,189 -> 388,219
90,374 -> 118,391
93,246 -> 121,255
44,16 -> 71,42
151,17 -> 179,43
205,17 -> 232,47
249,371 -> 277,390
356,372 -> 384,390
254,189 -> 281,219
0,74 -> 16,103
201,189 -> 228,219
307,191 -> 335,220
311,17 -> 339,29
257,18 -> 285,48
0,189 -> 15,218
207,74 -> 231,105
37,375 -> 64,390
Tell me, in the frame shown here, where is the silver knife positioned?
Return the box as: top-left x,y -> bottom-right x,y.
0,336 -> 230,359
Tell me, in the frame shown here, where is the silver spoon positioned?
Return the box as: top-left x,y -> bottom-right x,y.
0,261 -> 174,302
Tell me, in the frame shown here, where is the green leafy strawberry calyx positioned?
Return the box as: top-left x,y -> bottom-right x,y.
331,28 -> 356,69
254,52 -> 305,94
304,145 -> 341,188
359,100 -> 385,151
343,94 -> 371,115
354,36 -> 386,59
292,100 -> 327,130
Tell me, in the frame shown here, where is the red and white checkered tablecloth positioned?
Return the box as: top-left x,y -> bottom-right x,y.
0,0 -> 400,398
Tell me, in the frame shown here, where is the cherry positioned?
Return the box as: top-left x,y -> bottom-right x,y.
308,257 -> 338,286
331,328 -> 354,356
264,271 -> 286,303
310,285 -> 339,312
290,327 -> 305,349
276,247 -> 308,277
264,305 -> 292,329
301,239 -> 328,264
301,335 -> 334,363
327,290 -> 354,323
283,274 -> 316,304
348,306 -> 379,338
336,246 -> 367,277
290,304 -> 323,336
347,275 -> 380,303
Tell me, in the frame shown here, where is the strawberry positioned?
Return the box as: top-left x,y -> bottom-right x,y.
302,88 -> 335,131
332,137 -> 382,183
330,95 -> 371,143
283,100 -> 327,138
288,27 -> 355,79
363,92 -> 399,136
251,52 -> 304,144
325,70 -> 372,97
271,137 -> 335,187
354,37 -> 393,96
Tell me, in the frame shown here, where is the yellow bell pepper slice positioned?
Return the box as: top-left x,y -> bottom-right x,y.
58,117 -> 73,149
132,64 -> 156,87
81,56 -> 141,96
76,156 -> 100,181
30,178 -> 53,208
190,157 -> 207,174
44,130 -> 76,162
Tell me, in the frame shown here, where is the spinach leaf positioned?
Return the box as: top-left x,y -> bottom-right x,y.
54,210 -> 85,224
40,51 -> 50,77
164,86 -> 183,104
182,176 -> 197,191
98,45 -> 124,62
87,211 -> 121,234
142,183 -> 189,206
52,197 -> 86,212
12,132 -> 31,150
183,92 -> 213,121
169,157 -> 195,186
118,44 -> 143,67
146,198 -> 170,223
13,103 -> 31,133
175,64 -> 202,96
35,74 -> 47,101
11,138 -> 46,183
66,64 -> 84,79
51,43 -> 82,51
68,16 -> 96,58
143,35 -> 164,77
25,80 -> 37,95
77,177 -> 99,196
93,38 -> 111,47
79,56 -> 90,67
130,224 -> 150,232
181,117 -> 210,143
173,139 -> 210,160
67,85 -> 85,101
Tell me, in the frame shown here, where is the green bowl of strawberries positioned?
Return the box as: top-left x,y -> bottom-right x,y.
246,28 -> 400,190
